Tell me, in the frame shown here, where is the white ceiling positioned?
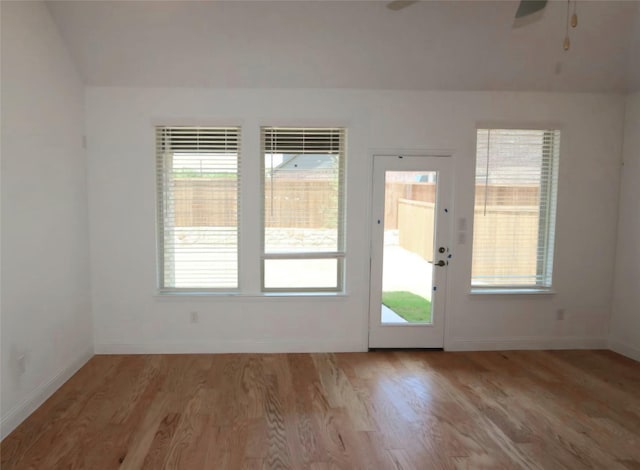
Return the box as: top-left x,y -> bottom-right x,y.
47,0 -> 640,92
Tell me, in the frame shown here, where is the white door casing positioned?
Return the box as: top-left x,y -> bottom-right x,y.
368,155 -> 452,349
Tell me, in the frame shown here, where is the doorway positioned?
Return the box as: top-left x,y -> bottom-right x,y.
369,155 -> 452,348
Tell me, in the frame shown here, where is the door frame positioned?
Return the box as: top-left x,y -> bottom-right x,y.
367,151 -> 455,350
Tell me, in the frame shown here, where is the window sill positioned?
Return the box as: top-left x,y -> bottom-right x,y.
154,291 -> 348,301
469,288 -> 556,296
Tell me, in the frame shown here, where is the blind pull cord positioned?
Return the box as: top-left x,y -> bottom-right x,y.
484,129 -> 491,216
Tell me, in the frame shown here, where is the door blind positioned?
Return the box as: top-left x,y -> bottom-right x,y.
472,129 -> 560,288
156,126 -> 240,290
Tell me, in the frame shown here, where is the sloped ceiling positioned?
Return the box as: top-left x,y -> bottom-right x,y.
47,0 -> 640,92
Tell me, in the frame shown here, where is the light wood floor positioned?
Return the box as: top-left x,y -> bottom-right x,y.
2,350 -> 639,469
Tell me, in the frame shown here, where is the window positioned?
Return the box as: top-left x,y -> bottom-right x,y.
262,127 -> 346,292
156,126 -> 240,291
472,128 -> 560,290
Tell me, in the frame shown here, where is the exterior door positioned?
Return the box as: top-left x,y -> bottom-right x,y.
369,155 -> 452,348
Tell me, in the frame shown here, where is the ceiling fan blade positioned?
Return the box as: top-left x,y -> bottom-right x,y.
387,0 -> 418,11
515,0 -> 548,19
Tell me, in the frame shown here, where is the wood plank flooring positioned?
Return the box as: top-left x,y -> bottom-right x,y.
2,350 -> 639,469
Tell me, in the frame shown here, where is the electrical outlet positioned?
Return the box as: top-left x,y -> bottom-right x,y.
190,311 -> 199,324
556,309 -> 565,321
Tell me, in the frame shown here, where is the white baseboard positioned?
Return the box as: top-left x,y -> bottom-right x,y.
97,337 -> 612,354
446,336 -> 608,352
95,338 -> 364,354
1,348 -> 94,441
608,338 -> 640,362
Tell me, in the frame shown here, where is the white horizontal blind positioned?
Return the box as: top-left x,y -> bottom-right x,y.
261,127 -> 346,291
156,126 -> 240,290
472,129 -> 560,288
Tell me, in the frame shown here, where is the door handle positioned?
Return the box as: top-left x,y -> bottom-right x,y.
432,260 -> 446,267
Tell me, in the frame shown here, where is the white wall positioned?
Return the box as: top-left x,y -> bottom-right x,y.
1,1 -> 93,438
86,88 -> 624,353
610,92 -> 640,361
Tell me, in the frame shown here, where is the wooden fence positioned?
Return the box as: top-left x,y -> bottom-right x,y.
174,178 -> 338,228
384,183 -> 436,229
398,199 -> 435,262
396,198 -> 539,281
173,177 -> 541,283
174,179 -> 237,227
264,180 -> 338,229
385,183 -> 539,229
471,206 -> 539,281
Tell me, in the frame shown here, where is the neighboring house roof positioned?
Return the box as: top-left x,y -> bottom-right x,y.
269,154 -> 339,180
274,154 -> 337,172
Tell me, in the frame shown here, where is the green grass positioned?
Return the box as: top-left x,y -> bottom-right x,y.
382,291 -> 431,323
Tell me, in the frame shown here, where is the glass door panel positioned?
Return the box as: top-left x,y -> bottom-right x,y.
381,171 -> 437,324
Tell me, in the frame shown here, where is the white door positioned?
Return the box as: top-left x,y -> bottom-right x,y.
369,155 -> 452,348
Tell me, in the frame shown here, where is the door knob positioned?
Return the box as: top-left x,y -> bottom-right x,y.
433,260 -> 446,267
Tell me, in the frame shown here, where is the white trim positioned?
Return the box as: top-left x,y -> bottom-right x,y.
262,252 -> 346,260
608,338 -> 640,362
367,154 -> 453,349
470,288 -> 556,295
257,119 -> 352,129
475,122 -> 565,132
1,348 -> 94,440
153,292 -> 349,301
365,149 -> 456,350
95,338 -> 364,355
150,118 -> 246,128
446,336 -> 607,351
370,148 -> 455,158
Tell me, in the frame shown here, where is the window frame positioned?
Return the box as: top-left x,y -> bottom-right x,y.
155,125 -> 241,293
260,126 -> 347,293
470,126 -> 561,294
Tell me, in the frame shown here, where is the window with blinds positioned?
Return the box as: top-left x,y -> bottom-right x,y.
472,128 -> 560,289
156,126 -> 240,291
261,127 -> 346,292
